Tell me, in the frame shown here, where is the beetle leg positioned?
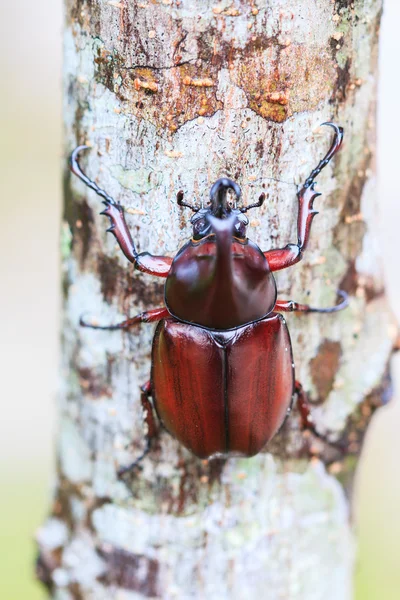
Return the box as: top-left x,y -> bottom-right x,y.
274,290 -> 348,314
295,381 -> 321,438
70,146 -> 172,277
118,381 -> 158,479
264,123 -> 344,272
80,306 -> 170,330
295,381 -> 344,451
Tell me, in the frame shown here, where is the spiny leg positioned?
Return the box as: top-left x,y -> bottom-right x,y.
80,306 -> 170,331
264,123 -> 344,272
70,146 -> 172,277
295,381 -> 344,451
79,305 -> 166,479
275,290 -> 348,314
118,381 -> 158,480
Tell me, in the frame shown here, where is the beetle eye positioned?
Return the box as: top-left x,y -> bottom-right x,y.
192,218 -> 209,239
194,220 -> 204,234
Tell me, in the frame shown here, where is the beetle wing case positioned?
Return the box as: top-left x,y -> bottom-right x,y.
151,314 -> 294,459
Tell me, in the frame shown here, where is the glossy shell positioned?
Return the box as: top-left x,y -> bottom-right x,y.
165,237 -> 277,330
151,314 -> 294,458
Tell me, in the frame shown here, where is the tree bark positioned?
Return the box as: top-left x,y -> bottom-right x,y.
37,1 -> 396,598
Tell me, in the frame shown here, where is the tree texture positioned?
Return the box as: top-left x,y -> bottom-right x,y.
37,1 -> 396,599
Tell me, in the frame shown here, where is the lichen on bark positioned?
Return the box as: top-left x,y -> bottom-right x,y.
38,1 -> 396,598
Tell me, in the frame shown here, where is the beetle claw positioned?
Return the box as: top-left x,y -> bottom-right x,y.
320,121 -> 344,138
302,122 -> 344,190
69,145 -> 117,206
117,462 -> 144,480
117,441 -> 151,481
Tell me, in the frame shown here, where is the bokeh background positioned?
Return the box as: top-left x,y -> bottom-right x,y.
0,1 -> 399,598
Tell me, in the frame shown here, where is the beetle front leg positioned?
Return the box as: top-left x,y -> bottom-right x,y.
118,381 -> 158,480
275,290 -> 348,314
70,146 -> 172,277
100,201 -> 172,277
80,306 -> 170,330
264,123 -> 344,272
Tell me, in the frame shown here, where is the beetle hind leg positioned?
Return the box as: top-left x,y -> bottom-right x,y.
117,381 -> 158,480
295,381 -> 344,452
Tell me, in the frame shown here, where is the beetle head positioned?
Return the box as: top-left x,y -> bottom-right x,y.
192,178 -> 249,241
177,178 -> 265,241
190,208 -> 249,241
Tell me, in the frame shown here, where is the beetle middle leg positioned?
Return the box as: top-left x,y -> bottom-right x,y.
80,306 -> 170,330
274,290 -> 348,314
118,380 -> 158,479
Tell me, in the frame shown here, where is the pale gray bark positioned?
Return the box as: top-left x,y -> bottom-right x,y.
37,1 -> 395,598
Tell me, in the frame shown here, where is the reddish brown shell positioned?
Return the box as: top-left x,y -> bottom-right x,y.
165,232 -> 277,330
151,314 -> 294,458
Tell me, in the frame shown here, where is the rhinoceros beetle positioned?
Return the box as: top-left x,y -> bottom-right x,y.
70,123 -> 347,477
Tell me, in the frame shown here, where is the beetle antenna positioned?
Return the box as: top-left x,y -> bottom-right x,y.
176,190 -> 200,212
70,146 -> 117,205
302,123 -> 344,190
240,193 -> 266,213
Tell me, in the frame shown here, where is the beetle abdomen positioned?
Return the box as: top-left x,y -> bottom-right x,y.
151,315 -> 294,458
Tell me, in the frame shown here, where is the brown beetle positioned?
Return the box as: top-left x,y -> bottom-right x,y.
71,123 -> 347,476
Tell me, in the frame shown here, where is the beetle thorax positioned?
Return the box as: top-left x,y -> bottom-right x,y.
165,177 -> 277,330
165,232 -> 277,331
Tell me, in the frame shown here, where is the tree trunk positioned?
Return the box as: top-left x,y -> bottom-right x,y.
37,1 -> 395,598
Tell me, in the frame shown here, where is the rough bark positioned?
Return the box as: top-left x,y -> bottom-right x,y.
37,1 -> 396,598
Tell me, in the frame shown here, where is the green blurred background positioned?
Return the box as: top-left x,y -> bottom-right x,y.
0,2 -> 399,599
